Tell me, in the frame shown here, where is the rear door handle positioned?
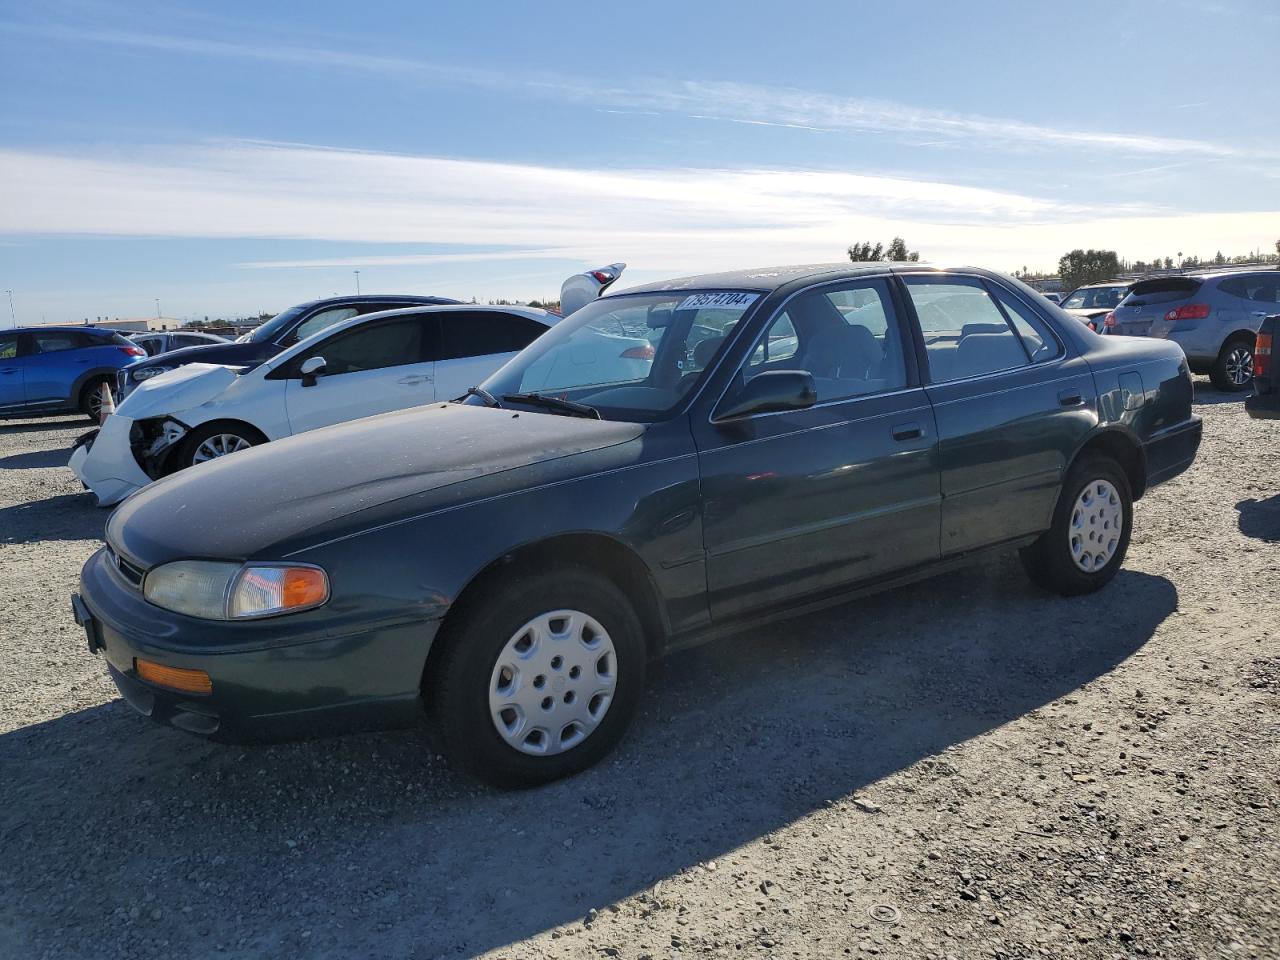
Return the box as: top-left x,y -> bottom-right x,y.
397,375 -> 433,385
1058,388 -> 1085,407
891,422 -> 923,442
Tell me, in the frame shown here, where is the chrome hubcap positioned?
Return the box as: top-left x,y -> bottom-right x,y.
192,433 -> 252,463
1069,479 -> 1123,573
488,609 -> 617,756
1225,347 -> 1253,385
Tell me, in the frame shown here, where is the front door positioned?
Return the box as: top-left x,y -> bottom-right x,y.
693,277 -> 941,620
283,314 -> 439,434
0,332 -> 25,409
899,273 -> 1096,555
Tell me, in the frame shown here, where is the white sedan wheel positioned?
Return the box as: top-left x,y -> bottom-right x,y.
191,433 -> 254,463
488,609 -> 617,757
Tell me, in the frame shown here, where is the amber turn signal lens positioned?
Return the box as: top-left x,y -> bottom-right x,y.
135,658 -> 213,695
281,567 -> 328,609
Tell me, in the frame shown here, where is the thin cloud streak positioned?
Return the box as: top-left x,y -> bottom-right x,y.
2,141 -> 1275,276
1,19 -> 1262,160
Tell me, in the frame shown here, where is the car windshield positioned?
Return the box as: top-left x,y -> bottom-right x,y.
470,290 -> 762,422
1061,286 -> 1127,309
243,304 -> 310,343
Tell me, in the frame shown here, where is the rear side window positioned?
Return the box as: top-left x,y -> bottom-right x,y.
903,276 -> 1030,383
0,334 -> 17,359
439,312 -> 545,360
173,334 -> 210,348
33,332 -> 85,353
302,318 -> 432,376
990,286 -> 1062,362
1219,275 -> 1280,303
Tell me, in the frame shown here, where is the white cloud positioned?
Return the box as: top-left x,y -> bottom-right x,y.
1,141 -> 1276,282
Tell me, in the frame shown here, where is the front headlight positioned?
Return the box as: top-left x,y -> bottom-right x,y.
132,365 -> 171,382
143,561 -> 329,620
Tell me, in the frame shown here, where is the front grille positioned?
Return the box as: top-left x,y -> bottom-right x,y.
107,547 -> 145,589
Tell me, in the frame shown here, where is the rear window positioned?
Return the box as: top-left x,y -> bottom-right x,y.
1120,278 -> 1202,307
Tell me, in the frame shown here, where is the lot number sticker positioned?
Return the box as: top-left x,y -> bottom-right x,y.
677,292 -> 759,311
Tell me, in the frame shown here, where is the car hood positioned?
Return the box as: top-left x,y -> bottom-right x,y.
1064,307 -> 1110,319
135,340 -> 275,372
107,403 -> 645,566
115,363 -> 242,419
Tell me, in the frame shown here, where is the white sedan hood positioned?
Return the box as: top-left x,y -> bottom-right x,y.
116,363 -> 242,420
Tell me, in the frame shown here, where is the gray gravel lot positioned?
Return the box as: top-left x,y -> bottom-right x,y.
1,387 -> 1278,960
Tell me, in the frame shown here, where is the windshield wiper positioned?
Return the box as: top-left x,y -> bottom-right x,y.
501,392 -> 601,419
464,386 -> 503,408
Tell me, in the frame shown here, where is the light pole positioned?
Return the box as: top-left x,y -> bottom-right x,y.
354,270 -> 361,295
5,289 -> 14,328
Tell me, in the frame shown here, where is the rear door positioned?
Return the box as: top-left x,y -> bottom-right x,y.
434,311 -> 548,400
0,332 -> 25,409
282,313 -> 439,434
899,273 -> 1096,554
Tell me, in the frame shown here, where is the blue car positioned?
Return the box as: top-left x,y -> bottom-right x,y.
0,326 -> 147,420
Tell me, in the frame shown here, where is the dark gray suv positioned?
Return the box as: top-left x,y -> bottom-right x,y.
1105,270 -> 1280,390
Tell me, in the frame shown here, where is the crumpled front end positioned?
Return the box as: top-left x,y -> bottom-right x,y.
68,414 -> 192,507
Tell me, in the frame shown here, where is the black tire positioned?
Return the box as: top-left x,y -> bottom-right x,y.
428,567 -> 647,788
177,421 -> 267,469
1209,334 -> 1255,392
1020,454 -> 1133,596
78,377 -> 113,420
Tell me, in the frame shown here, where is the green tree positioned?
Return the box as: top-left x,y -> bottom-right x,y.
848,237 -> 920,262
1057,249 -> 1123,291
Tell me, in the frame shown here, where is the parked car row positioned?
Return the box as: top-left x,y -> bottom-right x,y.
70,261 -> 1204,787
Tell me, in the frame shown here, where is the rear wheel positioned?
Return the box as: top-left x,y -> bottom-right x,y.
1209,334 -> 1255,392
178,422 -> 267,469
428,567 -> 647,788
1020,454 -> 1132,596
78,377 -> 113,420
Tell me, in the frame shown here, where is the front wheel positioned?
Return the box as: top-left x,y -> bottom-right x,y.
178,422 -> 266,469
428,567 -> 647,788
1209,335 -> 1255,392
1020,455 -> 1133,596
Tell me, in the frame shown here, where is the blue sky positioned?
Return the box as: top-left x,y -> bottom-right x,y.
2,0 -> 1277,324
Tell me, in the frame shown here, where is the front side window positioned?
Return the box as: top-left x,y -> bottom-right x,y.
302,318 -> 429,376
472,290 -> 762,422
904,277 -> 1030,383
439,312 -> 545,360
291,307 -> 359,344
735,279 -> 906,404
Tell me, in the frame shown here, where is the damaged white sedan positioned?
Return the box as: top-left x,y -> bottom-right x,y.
69,303 -> 567,505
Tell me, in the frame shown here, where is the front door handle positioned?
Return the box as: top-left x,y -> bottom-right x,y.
397,375 -> 433,385
891,422 -> 923,442
1058,388 -> 1085,407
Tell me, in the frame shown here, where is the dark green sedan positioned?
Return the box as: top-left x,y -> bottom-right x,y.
73,263 -> 1202,786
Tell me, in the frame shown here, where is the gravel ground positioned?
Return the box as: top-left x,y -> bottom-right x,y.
1,385 -> 1277,960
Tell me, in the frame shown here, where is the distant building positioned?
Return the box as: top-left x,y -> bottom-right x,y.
88,317 -> 185,332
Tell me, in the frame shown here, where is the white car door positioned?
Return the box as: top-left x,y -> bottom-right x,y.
433,310 -> 550,400
282,314 -> 437,434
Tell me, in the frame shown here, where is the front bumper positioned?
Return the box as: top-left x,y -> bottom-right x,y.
1143,415 -> 1203,488
75,547 -> 435,741
67,413 -> 153,507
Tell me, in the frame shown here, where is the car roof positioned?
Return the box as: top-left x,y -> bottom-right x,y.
613,262 -> 980,296
292,294 -> 461,309
9,325 -> 119,335
1073,280 -> 1132,288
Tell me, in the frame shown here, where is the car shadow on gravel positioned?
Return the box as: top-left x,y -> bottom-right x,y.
0,492 -> 105,543
0,416 -> 90,434
1236,495 -> 1280,542
0,447 -> 74,469
0,558 -> 1176,959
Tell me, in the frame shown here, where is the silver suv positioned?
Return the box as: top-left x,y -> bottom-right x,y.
1104,270 -> 1280,391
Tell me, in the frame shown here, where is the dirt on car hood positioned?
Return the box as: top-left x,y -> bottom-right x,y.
107,403 -> 644,567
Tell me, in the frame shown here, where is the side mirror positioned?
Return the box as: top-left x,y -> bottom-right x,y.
715,370 -> 816,421
299,355 -> 326,387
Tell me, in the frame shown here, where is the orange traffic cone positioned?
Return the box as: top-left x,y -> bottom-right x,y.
99,381 -> 116,425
